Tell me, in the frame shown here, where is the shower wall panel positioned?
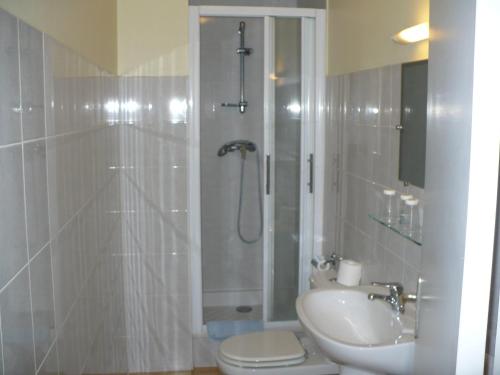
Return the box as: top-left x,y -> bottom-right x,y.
200,17 -> 264,308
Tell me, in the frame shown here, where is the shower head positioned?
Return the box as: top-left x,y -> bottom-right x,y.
217,140 -> 256,157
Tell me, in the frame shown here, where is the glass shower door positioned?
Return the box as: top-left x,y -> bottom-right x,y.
264,16 -> 315,321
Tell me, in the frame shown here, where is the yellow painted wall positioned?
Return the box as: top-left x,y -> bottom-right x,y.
0,0 -> 117,73
327,0 -> 429,75
0,0 -> 427,77
117,0 -> 189,76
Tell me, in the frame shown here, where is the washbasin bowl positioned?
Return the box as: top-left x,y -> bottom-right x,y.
296,288 -> 415,375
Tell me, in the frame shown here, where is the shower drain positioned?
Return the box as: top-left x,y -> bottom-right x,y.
236,305 -> 253,313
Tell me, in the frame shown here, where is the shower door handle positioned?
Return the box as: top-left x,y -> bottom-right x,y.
308,154 -> 314,194
266,154 -> 270,195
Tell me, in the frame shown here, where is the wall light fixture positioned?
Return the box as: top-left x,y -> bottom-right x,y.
392,22 -> 429,44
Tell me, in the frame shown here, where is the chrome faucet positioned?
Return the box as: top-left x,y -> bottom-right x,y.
310,252 -> 343,271
368,282 -> 416,313
325,252 -> 343,270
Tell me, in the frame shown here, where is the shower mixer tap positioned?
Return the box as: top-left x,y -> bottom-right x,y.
217,140 -> 256,158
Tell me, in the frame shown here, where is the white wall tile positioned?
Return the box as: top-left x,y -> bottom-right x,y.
19,21 -> 45,141
0,145 -> 27,289
23,140 -> 49,257
0,268 -> 36,375
0,9 -> 21,146
29,245 -> 55,369
326,65 -> 425,291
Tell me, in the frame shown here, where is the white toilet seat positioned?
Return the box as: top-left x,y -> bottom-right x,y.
216,332 -> 340,375
219,352 -> 306,368
219,331 -> 306,367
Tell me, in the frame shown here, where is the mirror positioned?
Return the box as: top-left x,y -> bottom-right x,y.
398,60 -> 428,188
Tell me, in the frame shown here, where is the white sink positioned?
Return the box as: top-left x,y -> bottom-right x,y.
296,288 -> 415,375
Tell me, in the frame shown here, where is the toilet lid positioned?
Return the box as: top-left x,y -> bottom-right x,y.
219,331 -> 306,364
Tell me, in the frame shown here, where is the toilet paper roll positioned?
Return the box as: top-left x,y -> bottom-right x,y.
336,259 -> 362,286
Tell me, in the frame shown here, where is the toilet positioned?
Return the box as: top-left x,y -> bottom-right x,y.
216,329 -> 339,374
216,269 -> 339,374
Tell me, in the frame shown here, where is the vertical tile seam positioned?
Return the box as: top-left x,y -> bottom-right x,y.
16,18 -> 37,375
0,308 -> 4,375
42,31 -> 61,375
337,76 -> 346,255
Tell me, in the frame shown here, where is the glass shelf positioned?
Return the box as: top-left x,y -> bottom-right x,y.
368,214 -> 423,246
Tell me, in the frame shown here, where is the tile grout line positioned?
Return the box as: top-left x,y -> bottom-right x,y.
28,240 -> 50,264
336,83 -> 345,254
0,123 -> 108,152
34,333 -> 57,375
42,31 -> 61,375
17,18 -> 38,375
0,309 -> 4,375
0,140 -> 23,150
0,263 -> 30,295
118,108 -> 127,263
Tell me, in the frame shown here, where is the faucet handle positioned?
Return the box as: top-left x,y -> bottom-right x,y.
371,282 -> 404,295
326,252 -> 343,265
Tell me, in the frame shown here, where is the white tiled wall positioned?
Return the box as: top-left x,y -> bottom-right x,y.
0,7 -> 195,373
325,65 -> 424,291
117,76 -> 192,372
44,40 -> 123,375
0,9 -> 122,375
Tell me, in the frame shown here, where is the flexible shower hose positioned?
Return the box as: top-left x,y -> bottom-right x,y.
237,149 -> 263,244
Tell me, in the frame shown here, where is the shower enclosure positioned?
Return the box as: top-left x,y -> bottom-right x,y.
189,6 -> 325,334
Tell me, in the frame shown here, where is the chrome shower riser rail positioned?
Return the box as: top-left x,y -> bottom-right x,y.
221,21 -> 252,113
